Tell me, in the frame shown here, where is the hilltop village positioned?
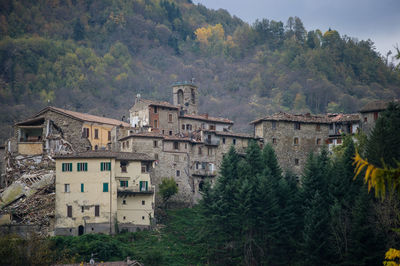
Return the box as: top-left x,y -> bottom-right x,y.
0,81 -> 394,236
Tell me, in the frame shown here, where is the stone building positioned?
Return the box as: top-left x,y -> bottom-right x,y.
54,151 -> 155,236
123,81 -> 255,205
251,112 -> 330,175
8,106 -> 130,155
359,100 -> 399,135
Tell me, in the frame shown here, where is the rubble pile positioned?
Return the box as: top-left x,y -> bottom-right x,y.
4,153 -> 55,186
1,183 -> 55,236
0,153 -> 57,235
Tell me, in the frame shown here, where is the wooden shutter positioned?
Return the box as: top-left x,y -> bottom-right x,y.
67,206 -> 72,217
95,205 -> 100,217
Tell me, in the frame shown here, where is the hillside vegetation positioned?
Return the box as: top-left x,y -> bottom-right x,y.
1,0 -> 399,142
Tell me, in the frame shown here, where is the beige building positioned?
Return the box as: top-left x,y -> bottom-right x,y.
54,151 -> 154,236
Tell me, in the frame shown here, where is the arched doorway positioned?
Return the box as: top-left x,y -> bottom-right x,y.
78,225 -> 84,236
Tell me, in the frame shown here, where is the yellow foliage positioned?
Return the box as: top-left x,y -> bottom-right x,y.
353,151 -> 400,199
194,24 -> 225,46
384,248 -> 400,266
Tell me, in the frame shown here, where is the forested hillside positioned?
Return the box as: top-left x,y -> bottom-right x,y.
1,0 -> 399,142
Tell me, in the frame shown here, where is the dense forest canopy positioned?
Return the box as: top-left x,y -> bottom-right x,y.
0,0 -> 399,142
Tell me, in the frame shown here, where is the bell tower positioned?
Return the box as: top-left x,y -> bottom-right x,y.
172,81 -> 198,115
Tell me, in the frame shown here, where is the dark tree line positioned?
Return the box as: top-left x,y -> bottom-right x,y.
198,137 -> 395,265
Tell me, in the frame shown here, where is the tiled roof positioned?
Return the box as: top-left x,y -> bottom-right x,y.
119,132 -> 164,141
250,112 -> 331,124
327,113 -> 360,122
181,114 -> 234,124
163,135 -> 192,142
213,131 -> 254,139
140,99 -> 179,109
359,99 -> 399,112
54,151 -> 154,161
35,106 -> 130,127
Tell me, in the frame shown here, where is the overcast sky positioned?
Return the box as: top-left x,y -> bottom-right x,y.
193,0 -> 400,57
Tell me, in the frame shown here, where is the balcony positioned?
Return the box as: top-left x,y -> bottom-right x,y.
204,139 -> 220,146
192,169 -> 216,177
117,187 -> 154,196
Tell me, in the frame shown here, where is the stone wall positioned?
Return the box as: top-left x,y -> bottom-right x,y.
360,111 -> 379,135
43,111 -> 92,152
260,120 -> 329,175
150,107 -> 179,135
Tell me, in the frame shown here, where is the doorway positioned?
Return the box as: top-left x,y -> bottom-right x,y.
78,225 -> 84,236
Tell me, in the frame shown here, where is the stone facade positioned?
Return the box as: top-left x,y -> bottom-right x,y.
172,81 -> 198,115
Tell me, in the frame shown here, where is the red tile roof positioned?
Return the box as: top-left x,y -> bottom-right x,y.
54,151 -> 153,161
119,132 -> 164,141
35,106 -> 130,127
250,112 -> 331,124
327,113 -> 360,122
181,114 -> 233,124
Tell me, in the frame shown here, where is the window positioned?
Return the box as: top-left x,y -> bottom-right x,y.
120,180 -> 128,187
139,181 -> 148,191
209,125 -> 216,130
154,120 -> 158,128
169,114 -> 173,122
337,138 -> 342,144
330,124 -> 334,130
222,138 -> 226,144
316,124 -> 321,131
94,129 -> 99,139
294,123 -> 301,130
233,139 -> 236,145
100,162 -> 111,171
81,206 -> 84,213
187,124 -> 192,130
81,183 -> 84,192
64,184 -> 70,193
208,147 -> 212,155
191,88 -> 196,104
154,106 -> 158,113
123,216 -> 126,220
141,162 -> 148,173
176,170 -> 180,177
153,140 -> 158,148
67,206 -> 72,217
198,147 -> 202,155
374,112 -> 378,121
169,130 -> 172,136
364,117 -> 368,122
123,200 -> 126,205
103,182 -> 109,192
272,121 -> 276,129
120,161 -> 127,173
108,131 -> 111,141
272,138 -> 277,144
173,142 -> 179,150
142,200 -> 145,205
162,130 -> 165,135
182,124 -> 185,130
95,145 -> 98,150
177,89 -> 183,104
185,143 -> 187,149
174,155 -> 179,162
62,163 -> 72,172
77,162 -> 88,172
142,216 -> 145,220
82,128 -> 89,138
95,205 -> 100,217
294,137 -> 299,145
317,138 -> 321,145
155,153 -> 159,160
295,158 -> 299,166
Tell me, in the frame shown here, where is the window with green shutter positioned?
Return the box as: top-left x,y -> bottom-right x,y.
100,162 -> 111,171
62,163 -> 72,172
81,183 -> 84,192
103,183 -> 109,192
77,162 -> 88,172
139,181 -> 148,191
120,181 -> 128,187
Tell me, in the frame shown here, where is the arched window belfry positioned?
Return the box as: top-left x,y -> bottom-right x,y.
177,89 -> 183,104
191,89 -> 195,104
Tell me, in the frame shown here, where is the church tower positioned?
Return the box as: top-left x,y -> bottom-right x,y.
172,81 -> 198,115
